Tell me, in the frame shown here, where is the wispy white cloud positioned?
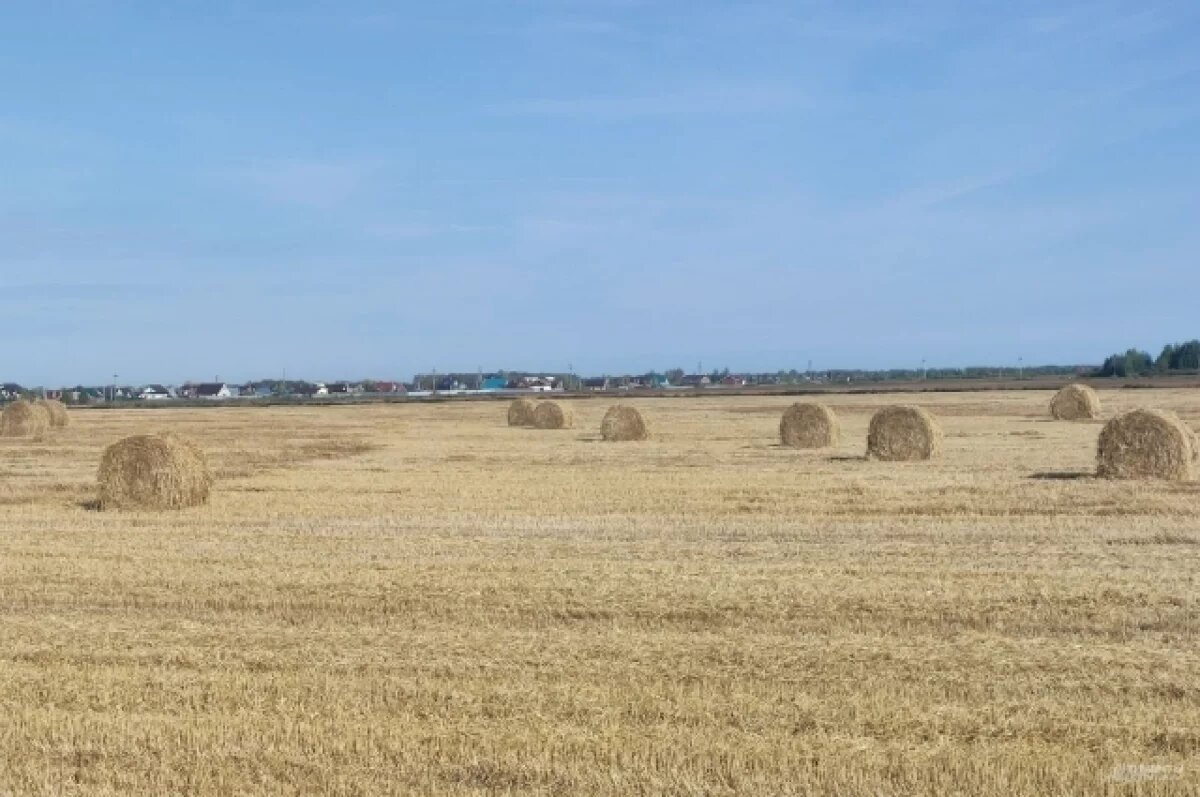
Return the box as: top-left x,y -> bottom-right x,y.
365,221 -> 495,241
489,81 -> 800,119
223,158 -> 380,209
0,281 -> 168,304
1028,15 -> 1070,34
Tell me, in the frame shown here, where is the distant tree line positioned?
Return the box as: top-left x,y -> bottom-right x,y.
823,365 -> 1086,382
654,364 -> 1086,385
1099,340 -> 1200,377
1097,340 -> 1200,377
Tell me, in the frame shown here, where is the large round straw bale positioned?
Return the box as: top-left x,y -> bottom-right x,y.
40,399 -> 69,428
1,399 -> 51,438
97,433 -> 213,510
601,405 -> 647,441
1096,408 -> 1196,481
779,402 -> 840,448
1050,384 -> 1100,420
867,405 -> 943,461
507,397 -> 537,427
532,400 -> 573,430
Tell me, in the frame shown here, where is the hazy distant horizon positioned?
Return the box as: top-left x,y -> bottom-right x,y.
7,357 -> 1106,389
4,1 -> 1198,385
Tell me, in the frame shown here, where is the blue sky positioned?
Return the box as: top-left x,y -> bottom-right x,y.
3,1 -> 1199,385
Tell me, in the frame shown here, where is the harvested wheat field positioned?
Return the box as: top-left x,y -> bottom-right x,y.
0,390 -> 1198,795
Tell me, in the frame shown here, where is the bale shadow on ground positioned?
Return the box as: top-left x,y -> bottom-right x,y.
1029,471 -> 1093,481
829,455 -> 868,462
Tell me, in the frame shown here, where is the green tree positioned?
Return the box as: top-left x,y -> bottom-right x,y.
1155,344 -> 1176,371
1099,349 -> 1153,377
1172,340 -> 1200,370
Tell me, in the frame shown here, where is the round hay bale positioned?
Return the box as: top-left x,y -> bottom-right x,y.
867,405 -> 943,461
1097,408 -> 1196,481
532,400 -> 573,430
1,399 -> 51,438
507,397 -> 537,427
1050,384 -> 1100,420
40,399 -> 69,428
97,433 -> 213,510
601,405 -> 647,441
779,402 -> 840,448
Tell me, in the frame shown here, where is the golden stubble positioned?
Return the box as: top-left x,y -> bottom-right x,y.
0,391 -> 1197,795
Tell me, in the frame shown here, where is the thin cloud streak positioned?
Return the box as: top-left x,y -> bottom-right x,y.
221,159 -> 383,209
489,82 -> 802,119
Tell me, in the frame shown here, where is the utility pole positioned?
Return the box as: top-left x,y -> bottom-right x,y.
1018,356 -> 1024,380
921,359 -> 927,380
